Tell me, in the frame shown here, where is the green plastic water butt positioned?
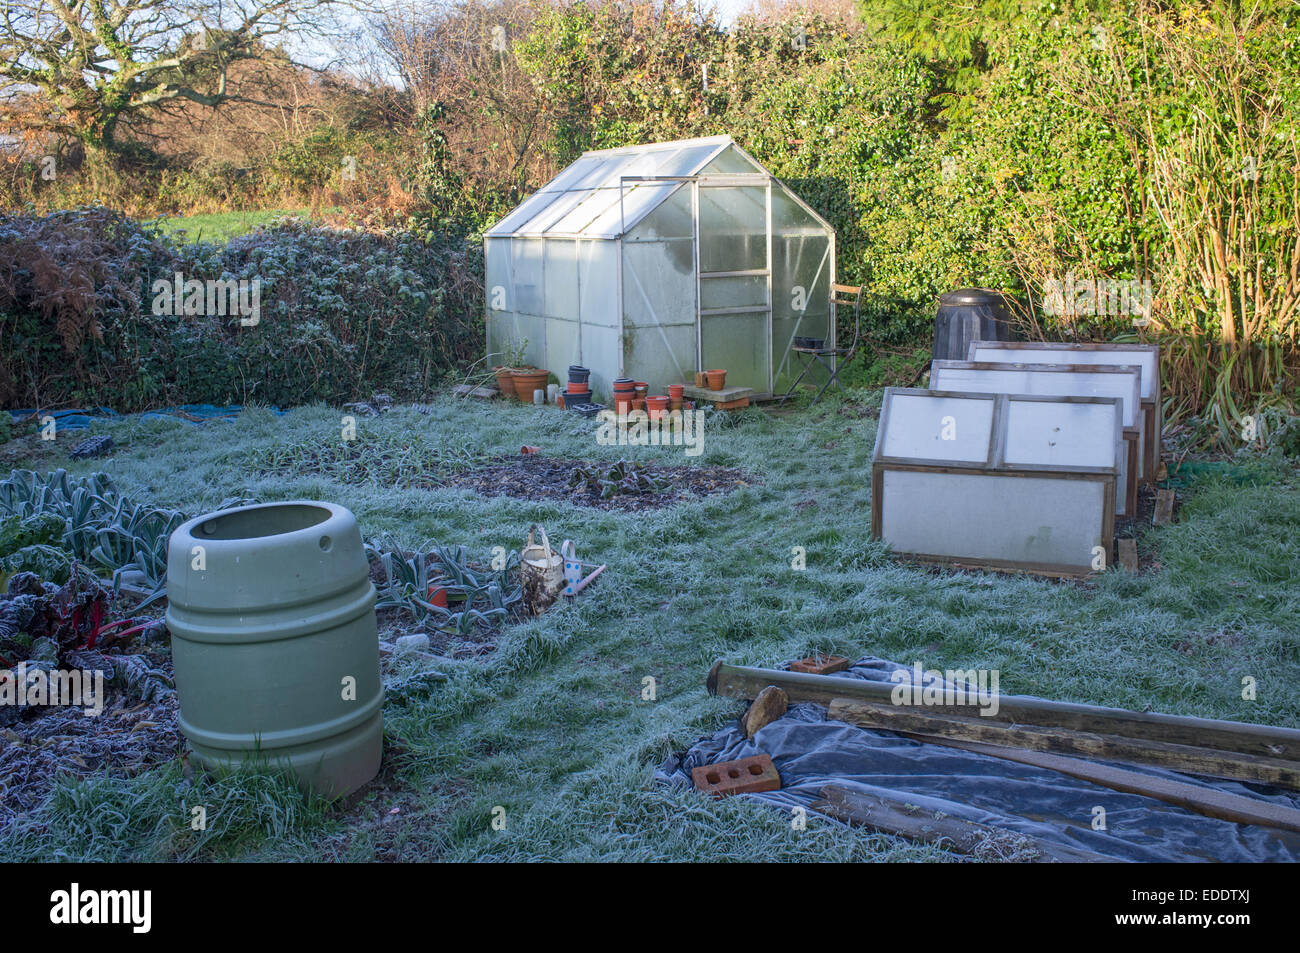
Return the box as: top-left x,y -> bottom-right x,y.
165,501 -> 383,798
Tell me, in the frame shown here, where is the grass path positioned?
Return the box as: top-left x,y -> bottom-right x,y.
4,392 -> 1297,861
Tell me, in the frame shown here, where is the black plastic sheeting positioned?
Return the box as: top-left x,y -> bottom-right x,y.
657,659 -> 1300,862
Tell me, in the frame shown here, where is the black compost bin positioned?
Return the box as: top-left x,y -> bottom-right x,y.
931,288 -> 1017,363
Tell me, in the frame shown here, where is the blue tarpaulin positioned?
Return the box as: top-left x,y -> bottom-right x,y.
659,658 -> 1300,862
6,404 -> 284,429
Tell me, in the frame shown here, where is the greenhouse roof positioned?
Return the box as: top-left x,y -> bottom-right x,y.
484,135 -> 758,240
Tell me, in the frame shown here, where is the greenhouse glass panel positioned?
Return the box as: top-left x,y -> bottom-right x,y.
771,189 -> 832,391
577,240 -> 618,329
701,312 -> 769,391
585,183 -> 679,237
699,185 -> 767,273
701,146 -> 764,174
544,316 -> 580,384
484,190 -> 562,236
630,186 -> 694,241
524,188 -> 597,235
509,239 -> 545,316
546,188 -> 623,235
544,240 -> 578,319
623,241 -> 695,328
701,276 -> 766,311
655,142 -> 727,176
624,324 -> 695,390
537,155 -> 607,193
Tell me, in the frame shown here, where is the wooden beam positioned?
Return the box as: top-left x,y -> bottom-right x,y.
1116,537 -> 1138,572
920,737 -> 1300,834
813,785 -> 1115,862
1153,488 -> 1175,524
827,698 -> 1300,790
707,660 -> 1300,761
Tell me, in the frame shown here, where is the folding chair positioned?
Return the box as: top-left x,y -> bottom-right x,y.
780,283 -> 863,404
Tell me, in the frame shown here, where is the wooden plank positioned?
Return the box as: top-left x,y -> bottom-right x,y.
681,384 -> 754,401
452,383 -> 500,399
1123,428 -> 1140,515
1116,537 -> 1138,572
1153,488 -> 1175,525
827,698 -> 1300,790
814,784 -> 1115,862
922,737 -> 1300,833
707,661 -> 1300,760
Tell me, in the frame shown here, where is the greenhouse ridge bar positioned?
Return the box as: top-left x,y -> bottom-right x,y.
483,136 -> 838,400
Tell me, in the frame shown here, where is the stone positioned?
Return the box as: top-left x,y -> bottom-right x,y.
394,633 -> 430,654
740,685 -> 788,739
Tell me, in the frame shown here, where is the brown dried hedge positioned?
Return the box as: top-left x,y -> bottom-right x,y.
0,207 -> 485,411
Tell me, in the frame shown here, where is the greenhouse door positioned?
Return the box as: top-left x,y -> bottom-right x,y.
695,176 -> 772,396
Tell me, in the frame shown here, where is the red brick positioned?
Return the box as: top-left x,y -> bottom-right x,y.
788,654 -> 851,675
691,754 -> 781,797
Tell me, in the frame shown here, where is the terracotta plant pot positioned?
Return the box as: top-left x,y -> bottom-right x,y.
510,368 -> 550,402
567,381 -> 590,395
706,369 -> 727,391
694,372 -> 708,387
494,367 -> 517,398
668,384 -> 685,399
634,381 -> 648,395
646,395 -> 670,420
631,397 -> 645,411
615,399 -> 632,414
427,586 -> 448,609
670,398 -> 683,412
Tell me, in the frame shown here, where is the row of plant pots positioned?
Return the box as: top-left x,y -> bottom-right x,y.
609,379 -> 697,418
496,362 -> 727,412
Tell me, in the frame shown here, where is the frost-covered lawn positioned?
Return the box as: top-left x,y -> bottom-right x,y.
4,390 -> 1298,861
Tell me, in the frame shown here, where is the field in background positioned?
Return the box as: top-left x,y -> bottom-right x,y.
2,389 -> 1296,861
153,209 -> 320,243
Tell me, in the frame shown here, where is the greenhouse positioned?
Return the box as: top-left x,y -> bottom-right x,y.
483,135 -> 837,400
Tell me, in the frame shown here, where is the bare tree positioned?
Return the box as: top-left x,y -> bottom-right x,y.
0,0 -> 359,158
368,0 -> 552,199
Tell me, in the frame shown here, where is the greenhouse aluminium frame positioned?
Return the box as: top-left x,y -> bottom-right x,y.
483,136 -> 837,400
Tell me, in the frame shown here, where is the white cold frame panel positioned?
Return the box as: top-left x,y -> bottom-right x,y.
929,362 -> 1141,427
966,340 -> 1162,485
871,388 -> 1118,575
1003,397 -> 1122,470
928,361 -> 1142,511
877,470 -> 1110,576
967,342 -> 1158,400
876,392 -> 995,464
